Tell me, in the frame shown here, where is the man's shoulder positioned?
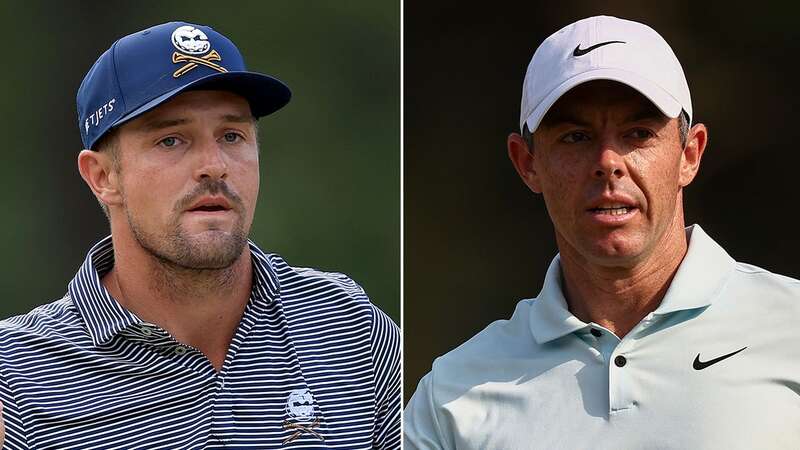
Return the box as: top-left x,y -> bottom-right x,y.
727,261 -> 800,306
731,261 -> 800,295
268,253 -> 368,297
0,295 -> 84,352
734,261 -> 800,282
265,253 -> 377,318
431,298 -> 537,375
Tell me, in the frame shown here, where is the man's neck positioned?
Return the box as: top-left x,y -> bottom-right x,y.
101,230 -> 253,371
557,223 -> 688,339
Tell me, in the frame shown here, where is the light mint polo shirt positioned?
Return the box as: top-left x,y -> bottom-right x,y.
404,225 -> 800,449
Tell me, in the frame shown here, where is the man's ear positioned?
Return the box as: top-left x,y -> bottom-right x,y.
507,133 -> 542,193
77,150 -> 123,209
679,123 -> 708,187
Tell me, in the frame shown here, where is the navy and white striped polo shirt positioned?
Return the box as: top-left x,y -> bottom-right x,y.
0,236 -> 400,449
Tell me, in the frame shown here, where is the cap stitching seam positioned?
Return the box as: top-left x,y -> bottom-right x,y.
109,40 -> 127,117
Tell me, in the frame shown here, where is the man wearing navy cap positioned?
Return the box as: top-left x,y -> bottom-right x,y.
0,22 -> 399,449
405,16 -> 800,449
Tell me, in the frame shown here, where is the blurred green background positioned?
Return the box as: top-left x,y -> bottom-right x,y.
0,2 -> 399,323
405,0 -> 800,401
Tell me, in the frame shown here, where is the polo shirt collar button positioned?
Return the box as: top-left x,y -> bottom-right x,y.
174,346 -> 188,355
614,355 -> 627,367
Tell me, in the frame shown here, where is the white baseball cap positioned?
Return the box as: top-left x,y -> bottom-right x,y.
519,15 -> 692,133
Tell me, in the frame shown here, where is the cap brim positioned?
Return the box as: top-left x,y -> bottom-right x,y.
523,68 -> 683,133
112,71 -> 291,128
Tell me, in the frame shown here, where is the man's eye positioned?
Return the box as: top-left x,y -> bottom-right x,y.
627,129 -> 654,139
561,131 -> 590,144
158,136 -> 181,148
222,132 -> 242,143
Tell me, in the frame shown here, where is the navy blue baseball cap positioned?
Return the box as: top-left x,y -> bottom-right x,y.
77,21 -> 291,150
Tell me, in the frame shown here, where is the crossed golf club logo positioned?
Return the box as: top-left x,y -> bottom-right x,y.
172,50 -> 227,78
170,25 -> 228,78
283,417 -> 324,444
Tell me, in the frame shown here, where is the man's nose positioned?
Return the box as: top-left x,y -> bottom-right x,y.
194,139 -> 228,181
592,139 -> 627,180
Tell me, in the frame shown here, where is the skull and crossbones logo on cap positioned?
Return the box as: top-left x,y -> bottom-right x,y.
170,25 -> 227,78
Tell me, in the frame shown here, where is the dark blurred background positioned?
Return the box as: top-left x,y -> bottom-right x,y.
405,0 -> 800,401
0,2 -> 399,322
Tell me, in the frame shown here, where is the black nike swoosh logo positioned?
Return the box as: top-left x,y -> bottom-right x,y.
573,40 -> 626,57
693,346 -> 747,370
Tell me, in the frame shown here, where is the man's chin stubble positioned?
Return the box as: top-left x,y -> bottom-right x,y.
127,212 -> 248,273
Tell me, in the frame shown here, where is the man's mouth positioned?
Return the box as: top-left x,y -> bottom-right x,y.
190,205 -> 228,212
589,206 -> 635,216
186,196 -> 234,213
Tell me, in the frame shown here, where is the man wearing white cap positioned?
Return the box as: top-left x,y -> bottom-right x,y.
404,15 -> 800,449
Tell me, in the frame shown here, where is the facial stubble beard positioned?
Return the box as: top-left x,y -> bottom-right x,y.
123,183 -> 249,278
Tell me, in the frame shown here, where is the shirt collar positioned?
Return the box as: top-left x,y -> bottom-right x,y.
529,224 -> 735,344
69,235 -> 281,347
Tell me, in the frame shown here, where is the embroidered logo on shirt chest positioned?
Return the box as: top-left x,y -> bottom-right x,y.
693,346 -> 748,370
283,388 -> 324,444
